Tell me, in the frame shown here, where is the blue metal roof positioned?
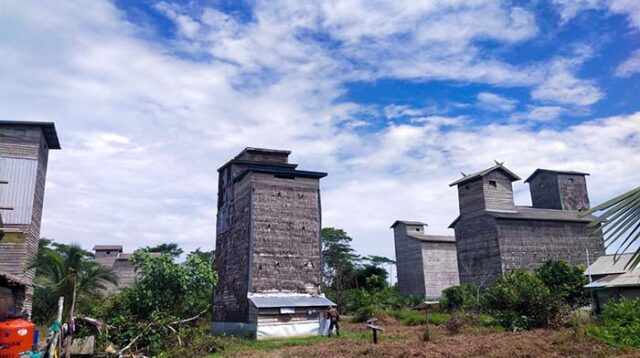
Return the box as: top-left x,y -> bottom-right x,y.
249,295 -> 335,308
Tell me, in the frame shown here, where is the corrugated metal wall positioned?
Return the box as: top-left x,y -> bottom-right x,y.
0,157 -> 37,225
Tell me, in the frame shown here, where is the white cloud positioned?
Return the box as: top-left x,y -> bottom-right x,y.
532,56 -> 603,106
553,0 -> 640,29
615,49 -> 640,77
0,0 -> 636,262
511,105 -> 567,122
476,92 -> 518,112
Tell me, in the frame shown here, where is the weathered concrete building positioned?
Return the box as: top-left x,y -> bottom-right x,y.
0,121 -> 60,314
212,148 -> 334,339
93,245 -> 160,293
449,164 -> 605,288
391,221 -> 459,298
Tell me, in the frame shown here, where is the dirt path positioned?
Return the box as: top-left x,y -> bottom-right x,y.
229,323 -> 639,358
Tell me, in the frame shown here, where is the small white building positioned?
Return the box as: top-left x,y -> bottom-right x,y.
585,253 -> 640,311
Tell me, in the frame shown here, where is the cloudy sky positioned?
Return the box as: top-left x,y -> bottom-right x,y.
1,0 -> 639,259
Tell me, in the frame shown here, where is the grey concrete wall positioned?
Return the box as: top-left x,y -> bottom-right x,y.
558,174 -> 590,210
454,215 -> 502,288
213,173 -> 252,322
529,172 -> 590,211
249,173 -> 322,294
393,224 -> 426,297
496,219 -> 605,272
421,241 -> 459,297
482,171 -> 515,211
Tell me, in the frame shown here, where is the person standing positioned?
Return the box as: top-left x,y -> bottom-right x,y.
328,305 -> 340,337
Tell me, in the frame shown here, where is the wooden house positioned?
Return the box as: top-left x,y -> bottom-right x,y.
391,220 -> 459,298
449,164 -> 605,288
212,148 -> 334,339
0,121 -> 60,314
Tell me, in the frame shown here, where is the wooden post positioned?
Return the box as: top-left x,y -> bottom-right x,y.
366,319 -> 384,345
373,328 -> 377,344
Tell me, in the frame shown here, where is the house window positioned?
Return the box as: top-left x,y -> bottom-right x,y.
489,180 -> 497,188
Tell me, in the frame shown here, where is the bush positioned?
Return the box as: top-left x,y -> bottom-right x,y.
387,309 -> 449,326
535,260 -> 589,309
590,298 -> 640,347
443,311 -> 503,335
440,283 -> 478,311
482,270 -> 563,330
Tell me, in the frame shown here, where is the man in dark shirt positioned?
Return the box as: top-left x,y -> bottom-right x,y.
328,305 -> 340,337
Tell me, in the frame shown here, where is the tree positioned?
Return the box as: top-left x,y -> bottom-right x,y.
321,228 -> 360,290
366,255 -> 396,286
190,248 -> 215,265
144,243 -> 184,258
581,186 -> 640,269
535,260 -> 589,309
355,264 -> 388,291
28,240 -> 118,324
103,250 -> 217,355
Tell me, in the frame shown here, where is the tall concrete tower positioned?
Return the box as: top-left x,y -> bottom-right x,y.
0,121 -> 60,313
212,148 -> 334,339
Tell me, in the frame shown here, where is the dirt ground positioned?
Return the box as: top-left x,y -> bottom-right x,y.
231,322 -> 640,358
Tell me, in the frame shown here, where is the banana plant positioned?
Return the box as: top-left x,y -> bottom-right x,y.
581,186 -> 640,269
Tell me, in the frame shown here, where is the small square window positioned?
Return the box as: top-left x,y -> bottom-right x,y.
489,180 -> 497,187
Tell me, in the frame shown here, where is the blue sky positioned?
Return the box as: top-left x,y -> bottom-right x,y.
1,1 -> 639,259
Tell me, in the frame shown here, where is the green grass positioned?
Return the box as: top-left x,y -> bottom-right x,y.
388,309 -> 450,326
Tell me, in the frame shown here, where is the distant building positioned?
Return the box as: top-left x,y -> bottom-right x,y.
585,253 -> 640,312
391,220 -> 459,297
0,121 -> 60,314
93,245 -> 160,293
449,164 -> 605,288
212,148 -> 334,339
0,272 -> 28,318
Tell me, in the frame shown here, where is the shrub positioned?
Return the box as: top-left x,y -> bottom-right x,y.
440,283 -> 478,311
535,260 -> 589,309
387,309 -> 449,326
590,298 -> 640,347
444,311 -> 503,335
482,270 -> 563,330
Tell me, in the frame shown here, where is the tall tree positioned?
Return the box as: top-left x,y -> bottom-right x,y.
366,255 -> 396,285
144,243 -> 184,258
581,186 -> 640,268
28,240 -> 118,323
321,228 -> 360,291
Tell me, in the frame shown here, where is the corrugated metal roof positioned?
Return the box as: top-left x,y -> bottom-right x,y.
0,271 -> 29,287
249,295 -> 335,308
486,206 -> 594,223
390,220 -> 428,228
449,163 -> 521,186
524,169 -> 589,183
585,270 -> 640,289
407,234 -> 455,243
586,254 -> 635,276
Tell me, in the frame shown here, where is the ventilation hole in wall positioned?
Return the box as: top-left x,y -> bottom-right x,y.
302,225 -> 306,231
415,228 -> 420,231
258,265 -> 262,270
489,180 -> 497,188
298,193 -> 304,199
275,261 -> 280,267
465,185 -> 470,190
267,224 -> 271,232
568,178 -> 574,183
277,192 -> 281,197
106,251 -> 111,255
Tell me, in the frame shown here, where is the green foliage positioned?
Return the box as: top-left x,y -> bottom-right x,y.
321,227 -> 361,292
144,242 -> 184,258
440,283 -> 479,311
482,270 -> 562,330
388,309 -> 449,326
102,250 -> 217,355
535,260 -> 589,309
356,265 -> 388,291
444,311 -> 504,335
590,298 -> 640,347
30,239 -> 118,323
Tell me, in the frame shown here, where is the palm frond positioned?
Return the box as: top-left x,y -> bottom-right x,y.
583,186 -> 640,269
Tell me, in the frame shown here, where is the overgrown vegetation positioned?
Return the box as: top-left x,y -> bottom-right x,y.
589,298 -> 640,347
